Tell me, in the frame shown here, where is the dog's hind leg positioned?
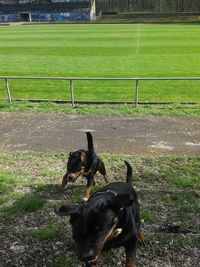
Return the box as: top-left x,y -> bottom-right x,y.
98,159 -> 108,183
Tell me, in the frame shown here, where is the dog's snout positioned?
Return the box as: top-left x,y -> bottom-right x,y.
62,173 -> 76,187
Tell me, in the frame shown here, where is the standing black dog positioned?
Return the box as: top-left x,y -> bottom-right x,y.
56,161 -> 144,267
62,132 -> 108,201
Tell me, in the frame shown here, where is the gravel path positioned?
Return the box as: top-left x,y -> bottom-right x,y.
0,112 -> 200,155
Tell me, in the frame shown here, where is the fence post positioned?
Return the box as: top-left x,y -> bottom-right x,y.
135,79 -> 139,108
69,79 -> 75,108
5,78 -> 12,103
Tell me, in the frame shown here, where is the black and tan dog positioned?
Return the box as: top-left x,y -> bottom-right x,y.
62,132 -> 108,201
56,161 -> 144,267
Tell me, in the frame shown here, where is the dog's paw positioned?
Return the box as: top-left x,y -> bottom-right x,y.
61,183 -> 68,189
83,197 -> 89,202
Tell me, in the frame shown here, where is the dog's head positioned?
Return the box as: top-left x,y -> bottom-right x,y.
55,192 -> 134,266
62,150 -> 87,187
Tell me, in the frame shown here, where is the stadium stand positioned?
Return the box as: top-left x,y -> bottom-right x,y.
0,1 -> 94,22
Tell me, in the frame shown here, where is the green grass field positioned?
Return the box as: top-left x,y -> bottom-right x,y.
0,24 -> 200,102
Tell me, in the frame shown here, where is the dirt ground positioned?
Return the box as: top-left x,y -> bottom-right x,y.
0,112 -> 200,155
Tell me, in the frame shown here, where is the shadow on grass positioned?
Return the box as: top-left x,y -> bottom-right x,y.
34,183 -> 85,203
0,183 -> 87,222
1,193 -> 46,221
50,255 -> 79,267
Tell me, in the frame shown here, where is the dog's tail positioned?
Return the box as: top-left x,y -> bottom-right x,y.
86,132 -> 94,152
124,160 -> 133,184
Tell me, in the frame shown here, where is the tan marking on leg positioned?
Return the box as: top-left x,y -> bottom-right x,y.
104,218 -> 118,242
126,256 -> 136,267
73,170 -> 84,180
107,228 -> 122,241
83,185 -> 92,201
92,220 -> 118,260
138,229 -> 145,246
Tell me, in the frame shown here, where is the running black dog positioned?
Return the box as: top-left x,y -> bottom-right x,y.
62,132 -> 108,201
56,161 -> 144,267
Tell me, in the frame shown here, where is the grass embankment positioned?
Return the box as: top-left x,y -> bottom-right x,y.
0,24 -> 200,103
0,152 -> 199,266
0,100 -> 200,115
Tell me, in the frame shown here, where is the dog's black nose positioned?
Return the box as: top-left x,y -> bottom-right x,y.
81,249 -> 95,263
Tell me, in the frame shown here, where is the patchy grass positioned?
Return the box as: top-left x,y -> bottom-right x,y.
50,256 -> 79,267
0,100 -> 200,115
33,224 -> 62,241
101,251 -> 116,265
3,194 -> 46,218
171,191 -> 199,223
0,151 -> 199,266
14,194 -> 45,213
140,210 -> 154,223
0,171 -> 23,184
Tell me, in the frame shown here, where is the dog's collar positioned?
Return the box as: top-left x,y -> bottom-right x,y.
84,256 -> 98,266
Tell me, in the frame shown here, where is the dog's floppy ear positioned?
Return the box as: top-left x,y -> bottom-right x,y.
55,204 -> 80,216
96,195 -> 134,211
113,195 -> 134,208
105,194 -> 134,210
95,198 -> 108,210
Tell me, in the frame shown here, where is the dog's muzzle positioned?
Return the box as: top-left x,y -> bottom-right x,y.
62,168 -> 84,187
62,173 -> 77,185
66,173 -> 76,183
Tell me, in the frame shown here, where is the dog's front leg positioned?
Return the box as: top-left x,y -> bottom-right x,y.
83,175 -> 94,201
125,241 -> 137,267
61,174 -> 68,188
84,263 -> 97,267
83,263 -> 96,267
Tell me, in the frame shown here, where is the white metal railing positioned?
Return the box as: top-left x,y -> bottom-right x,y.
0,75 -> 200,108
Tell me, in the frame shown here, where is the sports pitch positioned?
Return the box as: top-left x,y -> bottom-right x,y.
0,23 -> 200,102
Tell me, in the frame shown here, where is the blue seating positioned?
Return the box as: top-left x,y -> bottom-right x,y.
0,1 -> 90,14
